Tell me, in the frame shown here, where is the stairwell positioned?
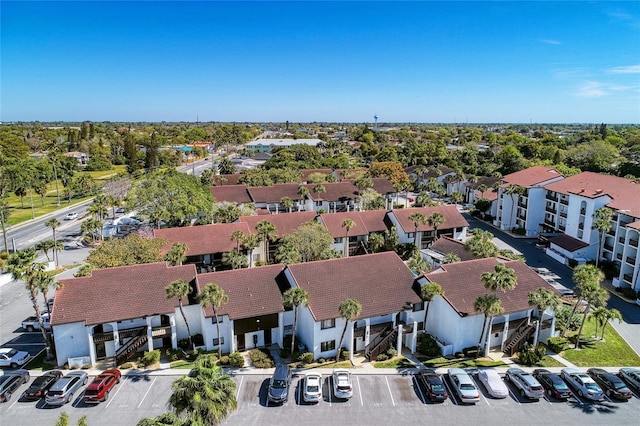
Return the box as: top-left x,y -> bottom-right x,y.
503,321 -> 537,356
115,329 -> 148,366
365,327 -> 398,361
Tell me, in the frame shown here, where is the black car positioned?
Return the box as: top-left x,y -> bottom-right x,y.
587,368 -> 633,400
533,369 -> 572,399
267,365 -> 291,404
0,370 -> 30,402
22,370 -> 63,400
416,369 -> 449,402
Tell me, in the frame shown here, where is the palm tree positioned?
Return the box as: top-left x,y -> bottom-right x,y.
280,197 -> 294,213
336,298 -> 362,361
165,242 -> 189,266
241,233 -> 260,267
407,253 -> 429,274
222,249 -> 247,270
88,202 -> 108,222
592,207 -> 613,267
481,263 -> 518,297
503,184 -> 525,231
450,191 -> 463,207
464,229 -> 499,258
166,279 -> 194,349
408,212 -> 427,247
137,412 -> 186,426
427,212 -> 445,241
341,218 -> 356,257
477,183 -> 488,199
256,220 -> 277,264
527,288 -> 560,351
283,287 -> 309,355
367,233 -> 384,253
275,242 -> 301,265
420,282 -> 443,331
474,294 -> 504,356
8,249 -> 54,359
442,252 -> 460,264
45,217 -> 61,267
575,277 -> 609,349
198,283 -> 229,360
35,240 -> 54,261
230,230 -> 244,251
597,307 -> 622,340
297,185 -> 310,203
168,357 -> 237,425
561,264 -> 605,338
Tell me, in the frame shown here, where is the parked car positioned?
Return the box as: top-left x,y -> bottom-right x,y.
64,212 -> 78,220
22,370 -> 63,400
505,368 -> 544,399
0,348 -> 32,369
83,369 -> 121,403
416,369 -> 448,402
302,372 -> 322,403
618,367 -> 640,391
0,370 -> 30,402
533,369 -> 572,400
587,368 -> 633,400
477,368 -> 508,399
332,369 -> 353,399
448,368 -> 480,404
561,368 -> 604,401
21,313 -> 52,332
45,371 -> 88,406
267,365 -> 291,404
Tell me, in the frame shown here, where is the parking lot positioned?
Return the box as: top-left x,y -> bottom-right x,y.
1,370 -> 639,425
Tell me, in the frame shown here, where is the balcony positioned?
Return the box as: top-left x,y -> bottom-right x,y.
630,239 -> 638,248
545,206 -> 555,213
546,194 -> 558,202
619,237 -> 626,244
544,218 -> 556,227
623,274 -> 633,284
580,208 -> 586,215
616,253 -> 623,261
578,223 -> 584,230
518,212 -> 527,220
559,211 -> 568,218
604,244 -> 614,252
626,257 -> 636,266
607,228 -> 616,236
559,224 -> 566,232
560,199 -> 569,206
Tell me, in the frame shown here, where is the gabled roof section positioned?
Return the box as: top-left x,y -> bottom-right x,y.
544,172 -> 640,217
286,252 -> 421,321
212,174 -> 242,186
549,234 -> 589,252
404,165 -> 455,178
421,258 -> 560,317
430,236 -> 479,262
502,166 -> 563,188
197,265 -> 286,320
154,222 -> 251,256
391,205 -> 469,234
246,183 -> 302,204
239,211 -> 317,238
318,212 -> 370,237
302,182 -> 359,202
343,177 -> 396,195
210,185 -> 252,204
53,263 -> 198,326
356,210 -> 389,233
465,176 -> 500,190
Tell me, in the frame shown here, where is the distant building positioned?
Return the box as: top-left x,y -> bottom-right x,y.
246,138 -> 322,153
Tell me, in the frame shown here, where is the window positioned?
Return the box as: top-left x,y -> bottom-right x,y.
213,337 -> 224,346
413,302 -> 424,312
321,340 -> 336,352
408,232 -> 415,239
315,201 -> 323,207
321,319 -> 336,329
211,316 -> 223,324
417,321 -> 425,331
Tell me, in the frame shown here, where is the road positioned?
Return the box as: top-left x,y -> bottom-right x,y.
177,154 -> 219,177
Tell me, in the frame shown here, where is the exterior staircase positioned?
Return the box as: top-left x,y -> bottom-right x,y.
115,328 -> 148,365
503,320 -> 537,356
365,326 -> 397,361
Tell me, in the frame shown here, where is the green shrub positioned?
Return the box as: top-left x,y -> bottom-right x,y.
417,334 -> 442,357
81,364 -> 92,370
386,348 -> 398,358
291,351 -> 301,362
455,352 -> 464,359
249,349 -> 274,368
513,227 -> 526,236
140,349 -> 161,367
547,336 -> 569,353
120,362 -> 134,369
462,346 -> 479,358
622,287 -> 638,299
300,352 -> 314,365
219,356 -> 230,365
318,358 -> 326,364
376,353 -> 389,361
340,349 -> 350,361
229,352 -> 244,367
567,259 -> 578,268
518,347 -> 544,366
166,348 -> 185,362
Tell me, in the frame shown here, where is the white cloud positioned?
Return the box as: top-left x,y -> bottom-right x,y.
607,65 -> 640,74
540,39 -> 562,45
575,81 -> 607,98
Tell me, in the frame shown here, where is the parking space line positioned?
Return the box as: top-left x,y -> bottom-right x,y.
384,376 -> 395,406
413,376 -> 426,403
105,375 -> 128,409
235,376 -> 243,400
356,376 -> 363,406
507,387 -> 520,404
470,375 -> 490,406
137,377 -> 157,408
442,376 -> 457,405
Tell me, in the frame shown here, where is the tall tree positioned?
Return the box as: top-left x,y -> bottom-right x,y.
230,230 -> 244,251
427,212 -> 445,241
527,288 -> 561,351
442,252 -> 460,264
336,298 -> 362,361
256,220 -> 277,264
420,282 -> 443,331
341,218 -> 356,257
198,283 -> 229,360
561,264 -> 605,338
166,280 -> 194,349
597,307 -> 622,340
503,184 -> 526,231
280,197 -> 294,213
283,287 -> 309,355
450,190 -> 464,207
0,199 -> 10,255
165,242 -> 189,266
464,229 -> 499,258
474,294 -> 504,356
222,249 -> 247,270
481,263 -> 518,297
575,276 -> 608,349
592,207 -> 613,267
408,212 -> 427,247
45,217 -> 61,267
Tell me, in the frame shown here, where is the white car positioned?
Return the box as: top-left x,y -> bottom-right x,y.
0,348 -> 32,369
303,372 -> 322,403
561,368 -> 603,401
64,212 -> 78,220
448,368 -> 480,404
618,368 -> 640,392
332,369 -> 353,399
477,368 -> 508,399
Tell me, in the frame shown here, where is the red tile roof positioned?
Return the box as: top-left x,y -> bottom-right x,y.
318,212 -> 370,237
502,166 -> 563,188
212,174 -> 242,186
422,258 -> 560,316
357,210 -> 389,233
344,177 -> 396,195
246,184 -> 302,204
53,263 -> 198,326
549,234 -> 589,252
210,185 -> 252,204
391,205 -> 469,234
430,236 -> 479,262
239,211 -> 318,238
286,252 -> 421,321
544,172 -> 640,217
302,182 -> 359,202
154,222 -> 251,256
197,265 -> 286,320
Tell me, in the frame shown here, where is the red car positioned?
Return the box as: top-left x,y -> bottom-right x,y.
83,369 -> 121,403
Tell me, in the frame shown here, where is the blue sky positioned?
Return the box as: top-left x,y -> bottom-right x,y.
2,1 -> 639,123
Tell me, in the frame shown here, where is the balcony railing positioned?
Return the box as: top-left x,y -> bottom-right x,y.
578,223 -> 584,230
607,228 -> 616,236
546,194 -> 558,202
619,237 -> 626,244
518,201 -> 528,208
604,244 -> 614,252
544,219 -> 556,227
626,257 -> 636,266
151,325 -> 172,338
559,225 -> 566,232
559,211 -> 568,218
580,208 -> 586,215
623,274 -> 633,284
630,239 -> 638,248
545,206 -> 555,213
616,253 -> 623,260
560,199 -> 568,206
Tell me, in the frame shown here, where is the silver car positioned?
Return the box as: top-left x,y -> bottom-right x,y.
505,368 -> 544,399
332,369 -> 353,399
561,368 -> 603,401
45,371 -> 88,405
303,372 -> 322,403
478,368 -> 508,399
448,368 -> 480,404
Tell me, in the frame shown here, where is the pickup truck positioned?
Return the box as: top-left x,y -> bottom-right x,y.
22,313 -> 51,332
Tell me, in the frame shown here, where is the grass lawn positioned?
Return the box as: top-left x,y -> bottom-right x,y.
561,317 -> 640,367
420,356 -> 506,369
373,356 -> 415,369
26,350 -> 58,371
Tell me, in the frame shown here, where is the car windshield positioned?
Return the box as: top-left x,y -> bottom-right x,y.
460,384 -> 475,390
337,385 -> 352,391
613,382 -> 628,390
586,383 -> 600,391
307,384 -> 319,392
431,383 -> 445,391
48,390 -> 63,396
6,349 -> 18,357
272,379 -> 287,389
84,389 -> 99,396
554,381 -> 569,390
